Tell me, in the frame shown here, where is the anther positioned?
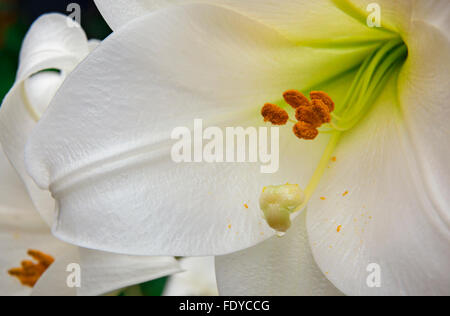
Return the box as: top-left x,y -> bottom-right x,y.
8,250 -> 55,287
293,121 -> 319,140
310,91 -> 335,112
261,103 -> 289,125
283,90 -> 311,109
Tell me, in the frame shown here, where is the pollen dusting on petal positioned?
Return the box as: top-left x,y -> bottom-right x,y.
8,250 -> 55,288
310,91 -> 335,112
337,225 -> 342,232
244,203 -> 249,209
293,121 -> 319,140
283,90 -> 311,109
261,103 -> 289,125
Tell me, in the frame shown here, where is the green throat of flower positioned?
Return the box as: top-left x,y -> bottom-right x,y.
260,38 -> 408,232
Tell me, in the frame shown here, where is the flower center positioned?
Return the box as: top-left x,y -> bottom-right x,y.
8,249 -> 55,287
260,38 -> 407,232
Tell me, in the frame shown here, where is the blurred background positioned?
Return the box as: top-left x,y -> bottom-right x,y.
0,0 -> 111,102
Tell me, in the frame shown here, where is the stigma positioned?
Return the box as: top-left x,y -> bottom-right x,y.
8,249 -> 55,287
259,184 -> 304,232
261,90 -> 335,140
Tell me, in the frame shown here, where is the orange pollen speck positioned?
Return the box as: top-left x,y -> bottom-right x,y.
337,225 -> 342,232
331,157 -> 337,162
283,90 -> 311,109
8,250 -> 55,288
343,190 -> 349,196
320,197 -> 326,201
244,204 -> 249,209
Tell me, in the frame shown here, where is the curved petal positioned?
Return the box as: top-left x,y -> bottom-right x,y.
94,0 -> 392,43
307,26 -> 450,294
25,4 -> 376,256
0,146 -> 68,296
216,212 -> 343,296
33,248 -> 181,296
0,14 -> 89,225
163,257 -> 218,296
1,147 -> 179,296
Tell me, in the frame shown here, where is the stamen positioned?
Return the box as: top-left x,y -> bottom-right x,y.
283,90 -> 311,109
261,103 -> 289,125
259,184 -> 304,232
295,100 -> 331,127
261,91 -> 335,140
310,91 -> 335,112
8,250 -> 55,287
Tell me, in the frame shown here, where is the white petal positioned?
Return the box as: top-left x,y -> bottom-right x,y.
94,0 -> 392,43
307,38 -> 450,295
16,14 -> 89,81
33,248 -> 181,296
0,147 -> 68,296
164,257 -> 218,296
26,4 -> 376,256
31,247 -> 79,296
24,71 -> 64,122
88,39 -> 101,52
0,14 -> 89,225
216,212 -> 343,296
0,147 -> 179,296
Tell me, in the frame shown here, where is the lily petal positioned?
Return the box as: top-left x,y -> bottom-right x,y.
307,22 -> 450,294
25,4 -> 377,256
94,0 -> 393,43
0,146 -> 68,296
216,212 -> 343,296
0,14 -> 89,225
164,257 -> 218,296
33,248 -> 181,296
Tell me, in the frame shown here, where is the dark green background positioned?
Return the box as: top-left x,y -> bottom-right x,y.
0,0 -> 169,296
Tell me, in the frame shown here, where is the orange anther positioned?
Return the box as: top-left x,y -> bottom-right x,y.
283,90 -> 311,109
261,103 -> 289,125
310,91 -> 335,112
8,250 -> 55,288
293,121 -> 319,140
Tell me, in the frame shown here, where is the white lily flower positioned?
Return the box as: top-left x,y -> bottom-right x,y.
163,257 -> 219,296
0,13 -> 180,296
19,1 -> 449,295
